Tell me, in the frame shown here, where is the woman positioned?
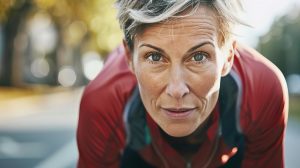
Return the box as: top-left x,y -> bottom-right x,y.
77,0 -> 289,167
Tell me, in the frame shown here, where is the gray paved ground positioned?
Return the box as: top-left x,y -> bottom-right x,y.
0,88 -> 299,168
0,88 -> 82,168
285,119 -> 300,168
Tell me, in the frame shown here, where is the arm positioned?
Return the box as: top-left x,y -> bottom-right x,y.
241,64 -> 289,168
76,46 -> 136,168
77,90 -> 126,168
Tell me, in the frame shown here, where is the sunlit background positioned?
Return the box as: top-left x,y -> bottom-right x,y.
0,0 -> 122,88
0,0 -> 299,167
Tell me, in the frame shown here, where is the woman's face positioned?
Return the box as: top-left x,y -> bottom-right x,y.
127,6 -> 235,137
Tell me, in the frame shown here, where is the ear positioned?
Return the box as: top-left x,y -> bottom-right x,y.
221,40 -> 236,77
122,39 -> 135,73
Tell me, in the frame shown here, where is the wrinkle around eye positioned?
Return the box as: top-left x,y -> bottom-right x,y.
184,54 -> 212,73
184,51 -> 209,65
146,52 -> 162,62
192,52 -> 207,62
143,52 -> 169,65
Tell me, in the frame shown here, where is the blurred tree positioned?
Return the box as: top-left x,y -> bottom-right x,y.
257,6 -> 300,76
0,0 -> 122,86
0,0 -> 33,86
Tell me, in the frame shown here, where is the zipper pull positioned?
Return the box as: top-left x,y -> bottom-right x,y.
186,162 -> 192,168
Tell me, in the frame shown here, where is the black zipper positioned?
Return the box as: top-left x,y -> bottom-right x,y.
185,120 -> 222,168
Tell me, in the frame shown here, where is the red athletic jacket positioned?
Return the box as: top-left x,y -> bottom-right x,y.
77,43 -> 288,168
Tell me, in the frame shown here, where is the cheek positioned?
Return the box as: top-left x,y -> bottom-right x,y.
189,65 -> 222,98
133,63 -> 166,106
137,75 -> 156,98
135,66 -> 160,92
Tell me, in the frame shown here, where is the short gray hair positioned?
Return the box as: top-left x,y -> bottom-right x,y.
115,0 -> 246,49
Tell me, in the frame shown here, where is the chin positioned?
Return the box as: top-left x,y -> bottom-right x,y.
161,123 -> 198,137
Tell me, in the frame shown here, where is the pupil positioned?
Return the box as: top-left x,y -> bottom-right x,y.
195,54 -> 203,61
153,54 -> 160,61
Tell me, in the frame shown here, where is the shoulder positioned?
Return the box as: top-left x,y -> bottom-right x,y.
77,46 -> 137,166
234,43 -> 288,132
235,43 -> 286,88
79,45 -> 137,125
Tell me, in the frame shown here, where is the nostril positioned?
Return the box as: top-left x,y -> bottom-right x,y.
166,81 -> 190,98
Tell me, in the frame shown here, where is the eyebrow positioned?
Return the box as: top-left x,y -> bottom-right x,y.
138,41 -> 214,54
187,41 -> 215,53
139,43 -> 165,53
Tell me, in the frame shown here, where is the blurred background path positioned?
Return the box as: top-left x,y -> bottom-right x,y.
0,88 -> 82,168
285,119 -> 300,167
0,0 -> 300,167
0,88 -> 299,168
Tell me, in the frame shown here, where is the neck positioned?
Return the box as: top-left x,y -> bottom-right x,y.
160,114 -> 213,160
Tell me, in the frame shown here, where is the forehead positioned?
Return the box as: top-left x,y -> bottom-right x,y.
135,6 -> 219,45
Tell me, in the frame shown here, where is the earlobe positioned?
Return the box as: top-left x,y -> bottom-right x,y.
122,40 -> 135,73
221,62 -> 232,77
221,40 -> 236,76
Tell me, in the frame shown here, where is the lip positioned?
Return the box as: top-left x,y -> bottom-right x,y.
161,107 -> 196,119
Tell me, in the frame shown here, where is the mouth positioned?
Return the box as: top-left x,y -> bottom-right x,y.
161,107 -> 196,119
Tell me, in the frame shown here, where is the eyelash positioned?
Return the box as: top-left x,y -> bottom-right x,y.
145,52 -> 163,64
144,51 -> 209,64
190,51 -> 209,64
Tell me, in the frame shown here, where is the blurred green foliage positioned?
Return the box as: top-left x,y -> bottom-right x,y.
0,0 -> 123,86
289,96 -> 300,121
257,7 -> 300,121
0,0 -> 122,55
257,7 -> 300,76
0,0 -> 15,21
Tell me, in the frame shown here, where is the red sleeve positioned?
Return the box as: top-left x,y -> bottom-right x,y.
237,46 -> 289,168
76,46 -> 136,168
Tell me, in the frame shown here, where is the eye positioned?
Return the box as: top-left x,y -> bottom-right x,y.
146,52 -> 162,62
191,52 -> 207,63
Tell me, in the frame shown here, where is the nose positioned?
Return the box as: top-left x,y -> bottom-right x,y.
166,67 -> 189,99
